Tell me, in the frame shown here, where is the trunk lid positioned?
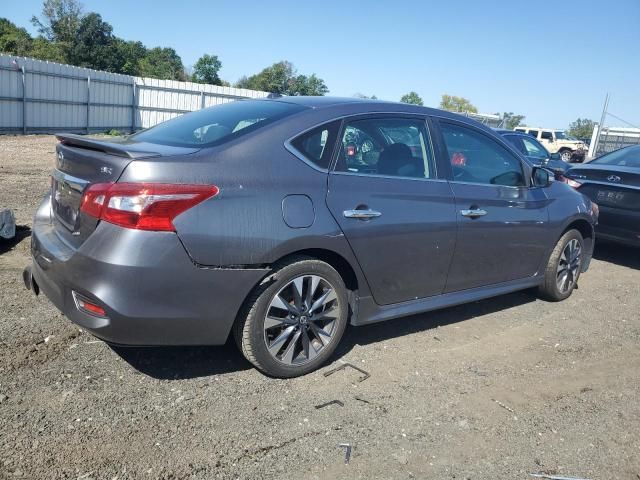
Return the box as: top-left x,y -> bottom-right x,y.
568,165 -> 640,211
51,134 -> 199,239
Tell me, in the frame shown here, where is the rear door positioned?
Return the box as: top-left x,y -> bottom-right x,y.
326,115 -> 457,306
434,119 -> 550,292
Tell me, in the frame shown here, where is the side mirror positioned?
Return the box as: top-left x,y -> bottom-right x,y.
549,152 -> 561,160
532,167 -> 552,187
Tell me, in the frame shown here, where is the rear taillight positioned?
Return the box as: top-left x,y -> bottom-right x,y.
558,175 -> 582,189
80,183 -> 219,231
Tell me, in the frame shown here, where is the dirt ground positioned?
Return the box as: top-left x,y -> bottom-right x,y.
0,135 -> 639,480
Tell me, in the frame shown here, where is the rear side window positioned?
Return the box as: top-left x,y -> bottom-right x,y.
528,129 -> 539,138
289,121 -> 340,170
540,131 -> 553,141
334,117 -> 434,179
441,122 -> 525,187
131,100 -> 306,147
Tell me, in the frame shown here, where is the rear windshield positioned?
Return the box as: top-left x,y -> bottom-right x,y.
131,100 -> 306,147
592,146 -> 640,167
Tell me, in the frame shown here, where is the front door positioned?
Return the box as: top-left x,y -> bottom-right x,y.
326,115 -> 457,305
436,119 -> 550,292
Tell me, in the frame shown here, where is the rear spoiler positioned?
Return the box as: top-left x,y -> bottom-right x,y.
56,134 -> 161,159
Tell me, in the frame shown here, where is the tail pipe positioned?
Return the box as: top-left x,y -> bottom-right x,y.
22,266 -> 40,295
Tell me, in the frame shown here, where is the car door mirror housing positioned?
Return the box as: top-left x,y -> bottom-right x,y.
532,167 -> 552,187
550,152 -> 561,160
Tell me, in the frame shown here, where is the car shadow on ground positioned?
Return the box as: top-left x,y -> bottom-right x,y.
110,340 -> 252,380
593,241 -> 640,270
113,290 -> 537,380
0,226 -> 31,255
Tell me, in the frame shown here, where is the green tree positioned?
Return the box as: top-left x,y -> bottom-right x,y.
67,13 -> 119,71
236,61 -> 328,95
440,94 -> 477,113
138,47 -> 186,80
400,91 -> 423,106
0,18 -> 33,56
192,54 -> 222,85
113,39 -> 147,76
497,112 -> 526,130
353,93 -> 378,99
567,118 -> 596,139
31,0 -> 83,60
29,36 -> 65,62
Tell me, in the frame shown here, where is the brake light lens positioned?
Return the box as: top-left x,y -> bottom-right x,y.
80,183 -> 219,231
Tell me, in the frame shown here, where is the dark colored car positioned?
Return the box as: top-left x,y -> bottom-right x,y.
496,129 -> 570,175
23,97 -> 598,377
564,145 -> 640,246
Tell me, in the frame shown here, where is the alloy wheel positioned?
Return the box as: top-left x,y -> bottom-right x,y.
263,275 -> 340,365
556,238 -> 582,293
560,150 -> 572,162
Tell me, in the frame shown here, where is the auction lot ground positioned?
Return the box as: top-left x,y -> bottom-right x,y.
1,135 -> 639,480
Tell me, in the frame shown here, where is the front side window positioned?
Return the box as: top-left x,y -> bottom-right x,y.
289,121 -> 340,169
335,117 -> 434,179
131,100 -> 306,147
521,136 -> 549,158
441,122 -> 525,187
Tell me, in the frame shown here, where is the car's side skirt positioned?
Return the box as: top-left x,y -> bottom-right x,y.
352,276 -> 543,326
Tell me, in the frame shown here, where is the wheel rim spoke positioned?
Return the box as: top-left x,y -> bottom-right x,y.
310,289 -> 337,314
267,325 -> 296,356
263,274 -> 340,366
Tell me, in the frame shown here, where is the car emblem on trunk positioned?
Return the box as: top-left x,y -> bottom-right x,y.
607,175 -> 621,183
100,166 -> 113,175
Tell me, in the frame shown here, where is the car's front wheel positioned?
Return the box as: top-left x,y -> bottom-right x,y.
559,149 -> 573,162
234,257 -> 349,378
538,229 -> 584,301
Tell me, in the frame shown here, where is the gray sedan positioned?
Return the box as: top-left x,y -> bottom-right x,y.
24,97 -> 598,377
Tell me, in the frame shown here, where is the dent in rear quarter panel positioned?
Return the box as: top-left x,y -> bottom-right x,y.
118,108 -> 375,298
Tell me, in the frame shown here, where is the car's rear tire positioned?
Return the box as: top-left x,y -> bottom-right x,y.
538,229 -> 584,302
233,257 -> 349,378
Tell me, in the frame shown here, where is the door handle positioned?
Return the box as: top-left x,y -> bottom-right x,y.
460,208 -> 487,218
343,209 -> 382,220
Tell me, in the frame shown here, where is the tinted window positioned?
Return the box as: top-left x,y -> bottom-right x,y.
540,131 -> 553,141
131,100 -> 306,147
290,121 -> 340,169
521,136 -> 548,158
335,117 -> 434,179
503,134 -> 526,155
592,145 -> 640,167
528,130 -> 539,138
441,122 -> 525,187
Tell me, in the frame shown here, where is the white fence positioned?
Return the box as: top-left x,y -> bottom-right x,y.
588,125 -> 640,158
0,54 -> 268,134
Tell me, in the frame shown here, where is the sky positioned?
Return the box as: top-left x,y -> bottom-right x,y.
3,0 -> 640,128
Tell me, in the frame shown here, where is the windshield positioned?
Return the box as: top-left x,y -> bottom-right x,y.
591,146 -> 640,168
554,131 -> 577,141
131,100 -> 306,147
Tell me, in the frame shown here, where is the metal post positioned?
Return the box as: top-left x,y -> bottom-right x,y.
131,80 -> 136,133
86,76 -> 91,134
200,91 -> 205,109
592,93 -> 609,158
21,66 -> 26,134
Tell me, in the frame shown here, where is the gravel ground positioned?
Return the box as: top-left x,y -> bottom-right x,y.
1,135 -> 639,480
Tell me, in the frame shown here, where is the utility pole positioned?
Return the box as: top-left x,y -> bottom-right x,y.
592,93 -> 610,158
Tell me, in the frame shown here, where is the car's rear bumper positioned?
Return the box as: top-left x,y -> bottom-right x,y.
596,205 -> 640,246
26,196 -> 269,345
